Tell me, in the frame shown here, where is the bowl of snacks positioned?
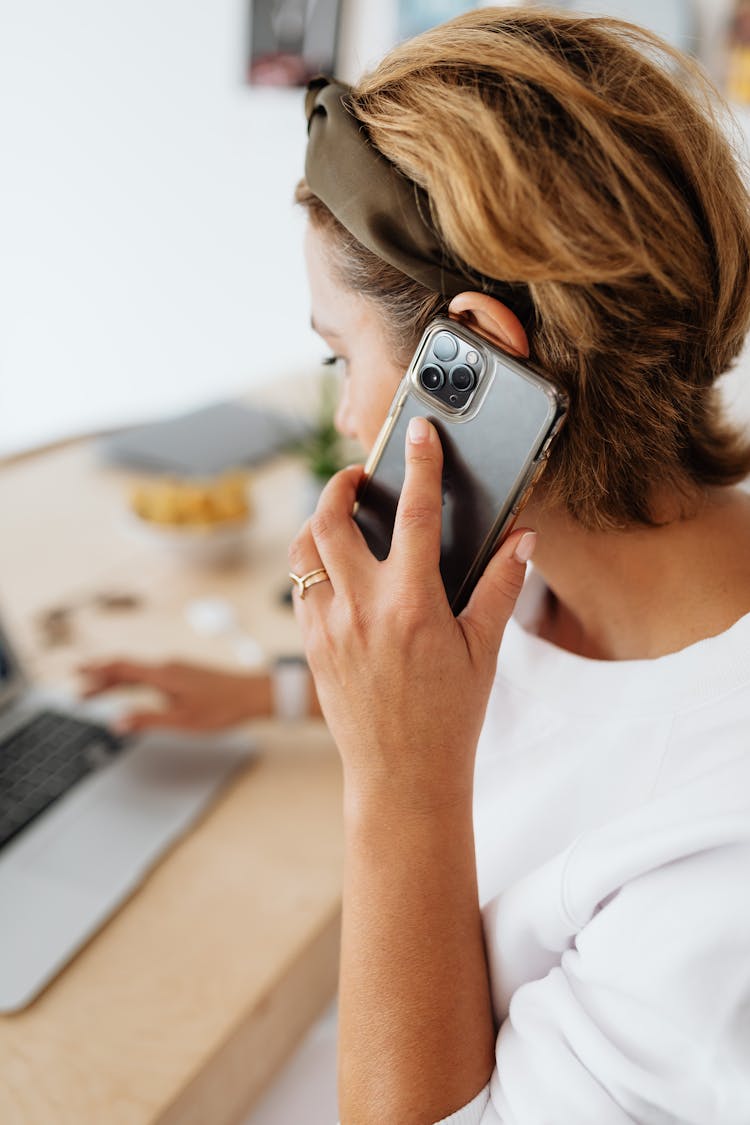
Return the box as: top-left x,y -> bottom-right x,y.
127,472 -> 253,564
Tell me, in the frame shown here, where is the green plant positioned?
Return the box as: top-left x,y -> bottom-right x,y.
303,370 -> 346,482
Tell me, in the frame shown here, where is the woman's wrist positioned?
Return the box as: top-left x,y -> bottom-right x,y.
342,768 -> 475,828
238,671 -> 274,720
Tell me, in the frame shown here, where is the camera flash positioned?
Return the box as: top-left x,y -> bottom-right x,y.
466,350 -> 479,365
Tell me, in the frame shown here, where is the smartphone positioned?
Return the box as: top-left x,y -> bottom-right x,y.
353,317 -> 568,615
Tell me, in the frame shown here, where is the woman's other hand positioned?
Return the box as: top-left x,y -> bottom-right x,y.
288,416 -> 535,813
77,659 -> 272,734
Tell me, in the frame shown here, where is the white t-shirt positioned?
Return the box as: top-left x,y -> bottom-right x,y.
439,571 -> 750,1125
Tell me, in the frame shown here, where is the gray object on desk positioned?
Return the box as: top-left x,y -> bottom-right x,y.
98,400 -> 311,477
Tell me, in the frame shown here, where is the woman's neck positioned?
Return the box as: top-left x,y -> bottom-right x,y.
527,486 -> 750,661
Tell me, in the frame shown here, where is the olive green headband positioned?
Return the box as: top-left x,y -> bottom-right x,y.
304,76 -> 533,325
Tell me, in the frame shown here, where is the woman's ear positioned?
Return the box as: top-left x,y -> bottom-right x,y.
448,292 -> 529,359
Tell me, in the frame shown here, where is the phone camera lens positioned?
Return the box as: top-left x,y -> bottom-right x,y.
420,364 -> 445,391
432,332 -> 459,362
449,364 -> 475,392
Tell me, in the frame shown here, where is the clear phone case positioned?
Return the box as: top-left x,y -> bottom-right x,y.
353,317 -> 568,614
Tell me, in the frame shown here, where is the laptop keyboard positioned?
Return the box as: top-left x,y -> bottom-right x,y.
0,710 -> 123,851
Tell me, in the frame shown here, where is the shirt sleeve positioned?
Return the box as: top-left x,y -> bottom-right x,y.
476,839 -> 750,1124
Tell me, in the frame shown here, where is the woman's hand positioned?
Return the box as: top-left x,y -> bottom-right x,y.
288,415 -> 535,812
291,416 -> 535,1121
77,659 -> 272,733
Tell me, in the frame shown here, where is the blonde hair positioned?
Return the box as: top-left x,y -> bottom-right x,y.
298,7 -> 750,529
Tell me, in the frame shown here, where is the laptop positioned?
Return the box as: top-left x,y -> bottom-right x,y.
0,612 -> 254,1012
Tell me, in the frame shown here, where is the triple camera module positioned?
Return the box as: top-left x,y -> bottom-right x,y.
416,330 -> 484,410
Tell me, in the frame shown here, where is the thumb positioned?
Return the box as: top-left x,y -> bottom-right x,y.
459,529 -> 536,659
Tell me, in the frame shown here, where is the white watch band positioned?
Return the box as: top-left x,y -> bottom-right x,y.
271,656 -> 310,722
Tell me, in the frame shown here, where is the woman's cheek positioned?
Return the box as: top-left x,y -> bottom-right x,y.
334,384 -> 357,441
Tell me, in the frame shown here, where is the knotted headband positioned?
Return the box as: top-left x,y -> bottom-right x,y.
304,76 -> 534,325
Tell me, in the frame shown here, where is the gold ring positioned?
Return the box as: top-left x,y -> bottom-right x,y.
289,567 -> 330,599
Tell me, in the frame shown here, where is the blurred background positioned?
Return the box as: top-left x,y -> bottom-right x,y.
2,5 -> 750,1125
1,0 -> 749,461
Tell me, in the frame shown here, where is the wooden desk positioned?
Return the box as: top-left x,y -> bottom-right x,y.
0,439 -> 343,1124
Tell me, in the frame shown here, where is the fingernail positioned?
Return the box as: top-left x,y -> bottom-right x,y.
514,531 -> 537,564
408,416 -> 430,444
113,717 -> 132,734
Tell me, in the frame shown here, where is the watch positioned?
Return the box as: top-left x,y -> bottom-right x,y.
271,655 -> 310,721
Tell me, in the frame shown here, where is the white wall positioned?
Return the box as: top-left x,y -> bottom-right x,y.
0,0 -> 321,456
0,0 -> 747,457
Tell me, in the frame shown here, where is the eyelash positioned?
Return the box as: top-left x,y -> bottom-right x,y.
322,354 -> 348,372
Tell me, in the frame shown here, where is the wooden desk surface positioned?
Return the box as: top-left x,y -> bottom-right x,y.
0,438 -> 343,1124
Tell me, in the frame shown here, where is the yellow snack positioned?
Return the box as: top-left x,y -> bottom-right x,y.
130,474 -> 252,529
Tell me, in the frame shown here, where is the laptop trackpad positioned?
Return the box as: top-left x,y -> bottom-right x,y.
20,732 -> 253,892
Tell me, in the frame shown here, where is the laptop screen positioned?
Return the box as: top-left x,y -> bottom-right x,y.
0,619 -> 24,711
0,640 -> 11,683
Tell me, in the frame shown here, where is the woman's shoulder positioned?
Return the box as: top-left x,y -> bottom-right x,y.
493,566 -> 750,723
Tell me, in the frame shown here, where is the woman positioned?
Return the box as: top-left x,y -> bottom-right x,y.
82,10 -> 750,1123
